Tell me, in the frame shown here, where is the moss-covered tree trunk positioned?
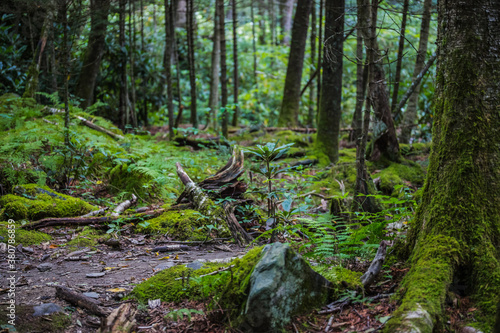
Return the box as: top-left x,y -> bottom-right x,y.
387,1 -> 500,331
277,0 -> 312,127
74,0 -> 110,109
314,0 -> 344,163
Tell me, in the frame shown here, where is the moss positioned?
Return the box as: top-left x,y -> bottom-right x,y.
0,184 -> 95,221
313,265 -> 363,292
131,246 -> 263,320
373,160 -> 425,195
0,305 -> 71,332
0,222 -> 51,245
66,227 -> 109,251
136,209 -> 208,240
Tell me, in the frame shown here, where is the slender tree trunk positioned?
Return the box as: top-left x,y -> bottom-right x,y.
390,0 -> 409,114
357,0 -> 399,162
350,27 -> 365,142
280,0 -> 294,45
118,0 -> 128,129
165,0 -> 175,139
219,0 -> 228,137
269,0 -> 276,46
277,0 -> 312,127
129,0 -> 137,127
307,1 -> 316,127
258,0 -> 266,44
187,0 -> 197,128
387,1 -> 500,331
174,37 -> 184,127
208,3 -> 221,130
316,0 -> 323,119
399,0 -> 431,143
231,0 -> 239,126
315,0 -> 344,163
62,0 -> 70,146
74,0 -> 110,109
251,1 -> 257,84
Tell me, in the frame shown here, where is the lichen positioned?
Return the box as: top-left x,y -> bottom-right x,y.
0,184 -> 95,221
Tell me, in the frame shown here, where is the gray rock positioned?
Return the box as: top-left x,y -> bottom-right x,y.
37,263 -> 53,272
186,260 -> 204,270
86,272 -> 105,278
83,292 -> 100,299
155,262 -> 176,271
241,243 -> 333,332
33,303 -> 62,316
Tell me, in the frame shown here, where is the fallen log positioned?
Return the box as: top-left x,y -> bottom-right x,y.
151,245 -> 190,252
55,285 -> 109,317
175,149 -> 253,247
173,136 -> 230,150
111,194 -> 137,217
98,303 -> 137,333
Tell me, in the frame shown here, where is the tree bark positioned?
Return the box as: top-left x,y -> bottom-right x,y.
118,0 -> 128,129
357,0 -> 399,162
231,0 -> 239,127
187,0 -> 197,128
399,0 -> 432,144
219,0 -> 228,137
165,0 -> 175,140
208,3 -> 221,130
350,27 -> 364,142
315,0 -> 344,163
128,0 -> 137,127
387,1 -> 500,331
316,0 -> 323,119
277,0 -> 312,127
389,0 -> 409,114
75,0 -> 110,109
280,0 -> 294,45
307,1 -> 316,127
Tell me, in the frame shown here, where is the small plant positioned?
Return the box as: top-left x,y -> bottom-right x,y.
164,308 -> 204,322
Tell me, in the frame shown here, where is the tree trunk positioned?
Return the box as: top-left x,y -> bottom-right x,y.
314,0 -> 344,163
251,1 -> 258,84
280,0 -> 294,46
187,0 -> 197,128
268,0 -> 276,46
350,27 -> 364,142
307,1 -> 315,127
399,0 -> 432,144
118,0 -> 128,129
219,0 -> 228,137
277,0 -> 312,127
165,0 -> 175,140
387,1 -> 500,331
258,0 -> 266,45
128,0 -> 137,127
62,0 -> 70,146
357,0 -> 399,162
75,0 -> 110,109
389,0 -> 409,114
208,3 -> 221,130
231,0 -> 239,127
316,0 -> 323,119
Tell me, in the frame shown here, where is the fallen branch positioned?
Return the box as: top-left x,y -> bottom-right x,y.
151,245 -> 190,252
173,136 -> 229,150
175,264 -> 235,280
55,285 -> 109,317
111,194 -> 137,217
82,207 -> 109,217
360,241 -> 388,288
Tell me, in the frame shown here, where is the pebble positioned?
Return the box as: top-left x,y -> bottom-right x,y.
86,272 -> 105,278
33,303 -> 62,316
83,292 -> 100,299
37,263 -> 54,272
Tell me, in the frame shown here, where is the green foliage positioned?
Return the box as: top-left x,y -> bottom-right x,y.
165,308 -> 204,322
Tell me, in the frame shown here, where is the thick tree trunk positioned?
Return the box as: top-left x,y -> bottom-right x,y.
389,0 -> 409,114
399,0 -> 432,144
314,0 -> 344,163
357,0 -> 399,162
219,0 -> 228,137
187,0 -> 197,128
277,0 -> 312,127
387,1 -> 500,331
75,0 -> 110,109
208,3 -> 220,130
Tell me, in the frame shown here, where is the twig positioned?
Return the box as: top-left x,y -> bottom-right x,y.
111,194 -> 137,217
81,207 -> 109,217
174,265 -> 235,280
324,315 -> 334,332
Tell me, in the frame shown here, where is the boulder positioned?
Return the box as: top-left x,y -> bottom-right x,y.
240,243 -> 333,332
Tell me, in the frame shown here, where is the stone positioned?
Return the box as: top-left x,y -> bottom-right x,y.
37,263 -> 53,272
155,262 -> 176,272
240,243 -> 333,332
186,260 -> 204,270
33,303 -> 62,316
86,272 -> 105,278
83,292 -> 100,299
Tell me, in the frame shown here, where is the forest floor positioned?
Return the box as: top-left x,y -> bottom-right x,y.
0,119 -> 476,333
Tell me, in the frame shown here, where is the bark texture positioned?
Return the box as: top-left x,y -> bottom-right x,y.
399,0 -> 432,143
277,0 -> 312,127
388,1 -> 500,331
208,3 -> 221,130
314,0 -> 344,163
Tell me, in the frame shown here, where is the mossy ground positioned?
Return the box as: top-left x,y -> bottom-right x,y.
312,265 -> 363,293
0,221 -> 51,245
131,246 -> 263,320
0,305 -> 71,332
0,184 -> 95,221
66,227 -> 110,251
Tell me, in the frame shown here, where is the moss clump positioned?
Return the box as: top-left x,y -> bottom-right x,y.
131,247 -> 263,319
0,305 -> 71,332
0,222 -> 51,245
0,184 -> 95,221
373,160 -> 425,195
66,227 -> 109,251
313,265 -> 363,293
136,209 -> 209,240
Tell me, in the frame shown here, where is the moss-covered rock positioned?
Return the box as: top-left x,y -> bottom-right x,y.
0,221 -> 51,245
130,246 -> 264,320
0,184 -> 95,221
374,160 -> 425,195
66,227 -> 109,251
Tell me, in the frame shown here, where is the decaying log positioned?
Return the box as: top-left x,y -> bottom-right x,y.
175,149 -> 252,246
45,107 -> 124,140
111,194 -> 137,217
55,286 -> 109,317
151,245 -> 190,252
173,136 -> 230,150
98,303 -> 137,333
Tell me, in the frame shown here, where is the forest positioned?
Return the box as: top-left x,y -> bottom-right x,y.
0,0 -> 499,332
